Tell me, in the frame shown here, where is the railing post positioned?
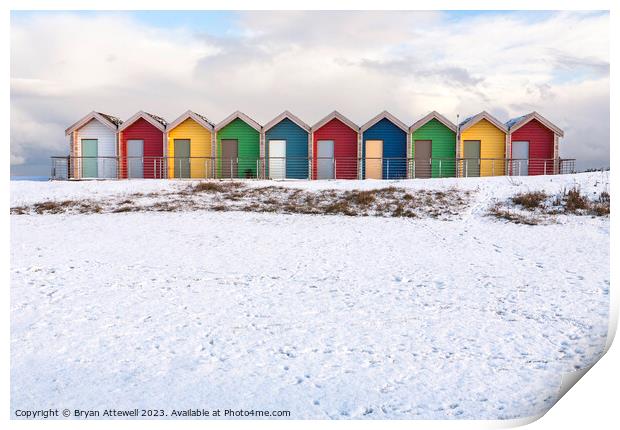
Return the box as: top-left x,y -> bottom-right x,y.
465,160 -> 468,178
544,160 -> 547,175
256,159 -> 259,179
413,159 -> 415,179
386,159 -> 390,180
492,159 -> 495,176
439,159 -> 442,177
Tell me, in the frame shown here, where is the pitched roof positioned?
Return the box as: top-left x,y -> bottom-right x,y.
167,110 -> 214,131
409,111 -> 457,134
311,111 -> 359,132
360,111 -> 408,133
458,111 -> 507,133
65,111 -> 123,135
97,112 -> 123,127
505,115 -> 526,130
215,110 -> 262,132
192,112 -> 214,126
118,111 -> 167,132
505,111 -> 564,137
263,111 -> 311,133
144,112 -> 168,128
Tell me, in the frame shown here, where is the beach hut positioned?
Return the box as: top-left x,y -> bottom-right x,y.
118,111 -> 166,179
458,111 -> 508,177
409,111 -> 457,178
215,111 -> 262,179
360,111 -> 408,179
166,110 -> 215,179
311,111 -> 359,179
505,112 -> 564,176
263,111 -> 311,179
65,111 -> 122,179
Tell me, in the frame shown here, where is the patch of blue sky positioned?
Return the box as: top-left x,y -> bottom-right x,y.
446,10 -> 608,23
551,67 -> 604,85
11,10 -> 242,36
444,10 -> 555,23
129,10 -> 239,35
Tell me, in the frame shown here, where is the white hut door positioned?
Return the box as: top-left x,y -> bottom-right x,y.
269,140 -> 286,179
127,139 -> 144,178
317,140 -> 335,179
512,141 -> 529,176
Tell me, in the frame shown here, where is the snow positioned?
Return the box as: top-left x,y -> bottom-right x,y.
11,171 -> 610,207
10,172 -> 610,419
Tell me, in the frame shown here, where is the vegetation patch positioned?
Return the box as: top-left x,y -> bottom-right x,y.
488,204 -> 540,225
12,183 -> 473,219
489,186 -> 610,224
511,191 -> 548,210
192,181 -> 244,193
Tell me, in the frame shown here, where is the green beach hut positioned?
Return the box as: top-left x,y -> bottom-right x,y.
409,111 -> 458,178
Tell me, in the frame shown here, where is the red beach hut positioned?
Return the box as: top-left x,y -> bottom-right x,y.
311,111 -> 359,179
506,112 -> 564,176
118,111 -> 167,179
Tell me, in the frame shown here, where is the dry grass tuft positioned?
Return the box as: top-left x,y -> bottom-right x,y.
192,181 -> 244,193
511,191 -> 548,210
488,204 -> 540,225
346,190 -> 376,206
324,200 -> 355,216
490,186 -> 609,224
563,187 -> 588,212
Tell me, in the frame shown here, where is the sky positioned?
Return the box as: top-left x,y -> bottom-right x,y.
10,10 -> 609,175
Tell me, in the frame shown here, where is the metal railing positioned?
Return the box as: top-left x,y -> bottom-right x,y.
50,156 -> 577,180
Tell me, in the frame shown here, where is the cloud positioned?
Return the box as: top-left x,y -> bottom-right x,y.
359,58 -> 484,87
10,11 -> 609,174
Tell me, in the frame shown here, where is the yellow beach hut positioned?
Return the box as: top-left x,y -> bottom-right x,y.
166,110 -> 215,179
457,111 -> 508,177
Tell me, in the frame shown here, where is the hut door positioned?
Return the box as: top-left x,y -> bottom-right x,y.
174,139 -> 191,179
365,140 -> 383,179
81,139 -> 98,178
463,140 -> 481,177
414,140 -> 432,178
512,141 -> 529,176
221,139 -> 238,178
317,140 -> 334,179
127,139 -> 144,178
269,140 -> 286,180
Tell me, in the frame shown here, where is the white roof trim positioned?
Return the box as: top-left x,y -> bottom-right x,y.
215,110 -> 262,132
65,111 -> 119,135
167,110 -> 214,132
459,111 -> 507,133
311,111 -> 359,133
263,111 -> 311,133
360,110 -> 408,133
118,111 -> 166,132
507,111 -> 564,137
409,111 -> 457,134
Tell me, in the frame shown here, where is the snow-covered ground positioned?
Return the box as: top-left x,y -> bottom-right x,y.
10,173 -> 610,419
